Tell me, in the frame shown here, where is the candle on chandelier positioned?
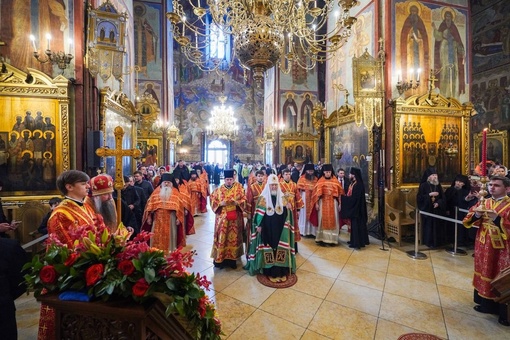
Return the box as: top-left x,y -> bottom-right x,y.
68,39 -> 73,55
182,16 -> 186,36
481,128 -> 487,176
45,33 -> 51,50
417,68 -> 421,82
30,35 -> 37,52
397,70 -> 401,83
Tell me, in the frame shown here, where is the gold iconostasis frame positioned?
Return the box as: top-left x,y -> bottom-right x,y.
99,87 -> 138,175
279,132 -> 319,166
324,105 -> 374,203
473,128 -> 508,168
392,93 -> 473,188
136,93 -> 163,166
0,63 -> 70,199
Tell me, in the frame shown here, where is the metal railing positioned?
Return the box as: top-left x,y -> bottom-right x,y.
407,207 -> 471,260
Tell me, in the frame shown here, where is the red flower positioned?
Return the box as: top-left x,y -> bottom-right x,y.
40,265 -> 57,284
132,278 -> 149,297
64,253 -> 79,266
198,296 -> 208,317
117,260 -> 135,276
85,264 -> 104,286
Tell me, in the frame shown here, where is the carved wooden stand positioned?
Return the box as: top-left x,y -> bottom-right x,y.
38,295 -> 193,340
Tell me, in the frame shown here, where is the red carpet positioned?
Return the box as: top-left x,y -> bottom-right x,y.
256,274 -> 298,288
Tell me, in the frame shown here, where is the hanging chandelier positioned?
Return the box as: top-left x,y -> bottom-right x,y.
167,0 -> 358,86
207,96 -> 239,140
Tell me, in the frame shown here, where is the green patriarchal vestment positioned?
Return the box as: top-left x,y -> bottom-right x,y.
244,195 -> 296,276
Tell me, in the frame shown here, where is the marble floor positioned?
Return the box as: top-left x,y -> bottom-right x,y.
16,208 -> 510,339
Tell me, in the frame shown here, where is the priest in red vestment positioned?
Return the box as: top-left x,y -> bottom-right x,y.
311,164 -> 343,246
463,175 -> 510,326
142,173 -> 185,252
210,169 -> 247,269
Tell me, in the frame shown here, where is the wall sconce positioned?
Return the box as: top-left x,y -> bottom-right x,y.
30,34 -> 74,72
0,56 -> 14,82
396,68 -> 421,96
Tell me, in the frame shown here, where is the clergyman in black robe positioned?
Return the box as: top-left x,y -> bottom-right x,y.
341,167 -> 369,249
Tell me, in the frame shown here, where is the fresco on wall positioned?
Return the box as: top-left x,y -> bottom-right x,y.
393,1 -> 469,103
326,3 -> 374,117
471,73 -> 510,133
139,80 -> 163,108
471,0 -> 506,14
133,1 -> 163,80
175,71 -> 263,160
278,91 -> 317,135
0,0 -> 74,76
471,0 -> 510,74
470,0 -> 510,134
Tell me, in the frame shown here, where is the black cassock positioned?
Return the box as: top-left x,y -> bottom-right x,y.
341,182 -> 369,249
417,182 -> 446,247
260,203 -> 289,278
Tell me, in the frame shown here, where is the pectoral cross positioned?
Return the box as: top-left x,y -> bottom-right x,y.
96,126 -> 141,222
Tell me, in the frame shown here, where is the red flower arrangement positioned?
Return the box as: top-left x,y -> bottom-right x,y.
24,224 -> 222,339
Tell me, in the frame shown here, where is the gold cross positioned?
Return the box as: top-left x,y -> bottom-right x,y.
96,126 -> 141,222
428,69 -> 438,92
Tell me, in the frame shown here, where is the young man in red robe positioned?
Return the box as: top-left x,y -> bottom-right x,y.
463,175 -> 510,326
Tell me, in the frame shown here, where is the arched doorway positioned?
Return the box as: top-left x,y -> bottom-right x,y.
207,140 -> 228,167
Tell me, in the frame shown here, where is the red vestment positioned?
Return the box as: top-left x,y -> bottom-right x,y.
187,179 -> 203,215
39,199 -> 104,340
463,196 -> 510,299
280,179 -> 305,241
210,182 -> 247,264
311,177 -> 344,230
142,186 -> 185,252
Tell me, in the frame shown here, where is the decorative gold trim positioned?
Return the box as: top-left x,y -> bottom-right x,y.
352,49 -> 385,129
86,1 -> 127,82
136,95 -> 162,138
393,92 -> 473,188
473,128 -> 508,169
279,132 -> 319,164
99,87 -> 138,174
0,63 -> 69,198
324,112 -> 374,203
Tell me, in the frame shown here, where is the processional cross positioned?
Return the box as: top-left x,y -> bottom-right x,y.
96,126 -> 141,224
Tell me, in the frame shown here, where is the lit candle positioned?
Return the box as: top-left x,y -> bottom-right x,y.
45,33 -> 51,50
481,128 -> 487,176
417,68 -> 421,82
409,68 -> 414,82
182,16 -> 186,36
195,33 -> 198,48
287,33 -> 292,53
397,70 -> 401,83
30,35 -> 37,52
312,24 -> 317,41
68,39 -> 73,55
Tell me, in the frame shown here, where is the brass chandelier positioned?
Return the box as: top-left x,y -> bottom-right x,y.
167,0 -> 358,86
206,96 -> 239,140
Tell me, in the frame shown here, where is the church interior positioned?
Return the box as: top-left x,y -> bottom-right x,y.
2,0 -> 510,339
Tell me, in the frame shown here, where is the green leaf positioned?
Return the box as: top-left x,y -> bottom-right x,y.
144,267 -> 156,283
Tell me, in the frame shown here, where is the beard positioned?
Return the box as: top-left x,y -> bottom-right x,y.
305,173 -> 315,180
270,189 -> 278,196
159,186 -> 173,200
93,197 -> 117,229
429,178 -> 439,185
